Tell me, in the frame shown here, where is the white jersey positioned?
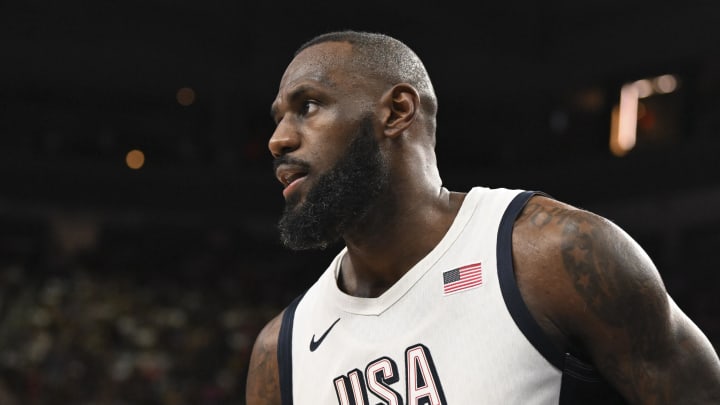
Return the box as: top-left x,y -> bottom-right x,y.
277,187 -> 626,405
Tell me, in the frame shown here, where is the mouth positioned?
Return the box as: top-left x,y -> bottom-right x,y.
275,165 -> 309,198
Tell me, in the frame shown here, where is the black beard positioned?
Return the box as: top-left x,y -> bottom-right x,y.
276,117 -> 389,250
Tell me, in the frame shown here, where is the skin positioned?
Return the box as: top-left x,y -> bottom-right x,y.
513,196 -> 720,404
246,40 -> 720,405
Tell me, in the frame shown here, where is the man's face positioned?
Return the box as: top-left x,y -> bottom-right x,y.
274,115 -> 389,250
269,42 -> 391,250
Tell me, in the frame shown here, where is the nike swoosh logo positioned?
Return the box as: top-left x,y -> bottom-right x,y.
309,318 -> 341,352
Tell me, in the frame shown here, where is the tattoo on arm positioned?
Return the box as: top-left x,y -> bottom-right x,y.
559,210 -> 624,327
521,201 -> 672,403
522,202 -> 664,327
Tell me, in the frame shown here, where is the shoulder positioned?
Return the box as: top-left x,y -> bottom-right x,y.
510,194 -> 665,349
246,310 -> 284,405
510,195 -> 720,402
512,193 -> 648,285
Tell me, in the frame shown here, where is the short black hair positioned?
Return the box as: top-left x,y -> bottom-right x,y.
296,30 -> 438,117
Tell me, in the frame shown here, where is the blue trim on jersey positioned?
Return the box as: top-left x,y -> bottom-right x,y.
496,191 -> 628,404
278,293 -> 304,405
496,190 -> 566,370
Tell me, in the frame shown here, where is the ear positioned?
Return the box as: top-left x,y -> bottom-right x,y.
379,83 -> 420,138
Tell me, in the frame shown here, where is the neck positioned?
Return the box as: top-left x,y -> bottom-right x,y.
338,186 -> 465,298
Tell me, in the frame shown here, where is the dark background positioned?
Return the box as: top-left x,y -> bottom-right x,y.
1,1 -> 719,403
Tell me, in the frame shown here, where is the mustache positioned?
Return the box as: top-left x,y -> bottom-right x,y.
272,155 -> 311,172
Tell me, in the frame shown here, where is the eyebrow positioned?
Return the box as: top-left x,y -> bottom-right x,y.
270,84 -> 316,122
270,75 -> 337,121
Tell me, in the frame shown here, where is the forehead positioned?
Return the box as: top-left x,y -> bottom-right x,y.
278,42 -> 355,92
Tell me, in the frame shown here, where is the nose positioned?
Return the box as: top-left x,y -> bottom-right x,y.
268,120 -> 300,158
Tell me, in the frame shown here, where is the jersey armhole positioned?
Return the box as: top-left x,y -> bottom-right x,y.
496,190 -> 566,370
277,293 -> 304,405
496,191 -> 629,403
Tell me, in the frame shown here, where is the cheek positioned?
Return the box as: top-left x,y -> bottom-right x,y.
304,130 -> 353,171
310,144 -> 344,174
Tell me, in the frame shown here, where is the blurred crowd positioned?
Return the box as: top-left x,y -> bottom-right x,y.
0,218 -> 318,405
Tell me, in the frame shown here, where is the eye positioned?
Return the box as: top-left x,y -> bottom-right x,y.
299,100 -> 319,116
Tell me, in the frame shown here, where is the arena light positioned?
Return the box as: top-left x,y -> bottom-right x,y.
654,74 -> 678,94
633,79 -> 654,98
609,73 -> 679,157
176,87 -> 196,106
126,149 -> 145,169
610,83 -> 638,157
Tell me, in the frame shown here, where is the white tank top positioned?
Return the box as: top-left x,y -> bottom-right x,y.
277,187 -> 626,405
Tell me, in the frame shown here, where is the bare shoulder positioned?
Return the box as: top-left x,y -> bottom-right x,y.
511,194 -> 663,334
511,194 -> 720,403
246,311 -> 284,405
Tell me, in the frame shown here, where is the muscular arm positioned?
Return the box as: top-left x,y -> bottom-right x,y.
513,196 -> 720,404
246,312 -> 283,405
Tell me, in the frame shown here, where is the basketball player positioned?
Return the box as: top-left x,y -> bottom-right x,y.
246,30 -> 720,404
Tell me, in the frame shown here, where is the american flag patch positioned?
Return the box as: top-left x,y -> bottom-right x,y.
443,262 -> 482,295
